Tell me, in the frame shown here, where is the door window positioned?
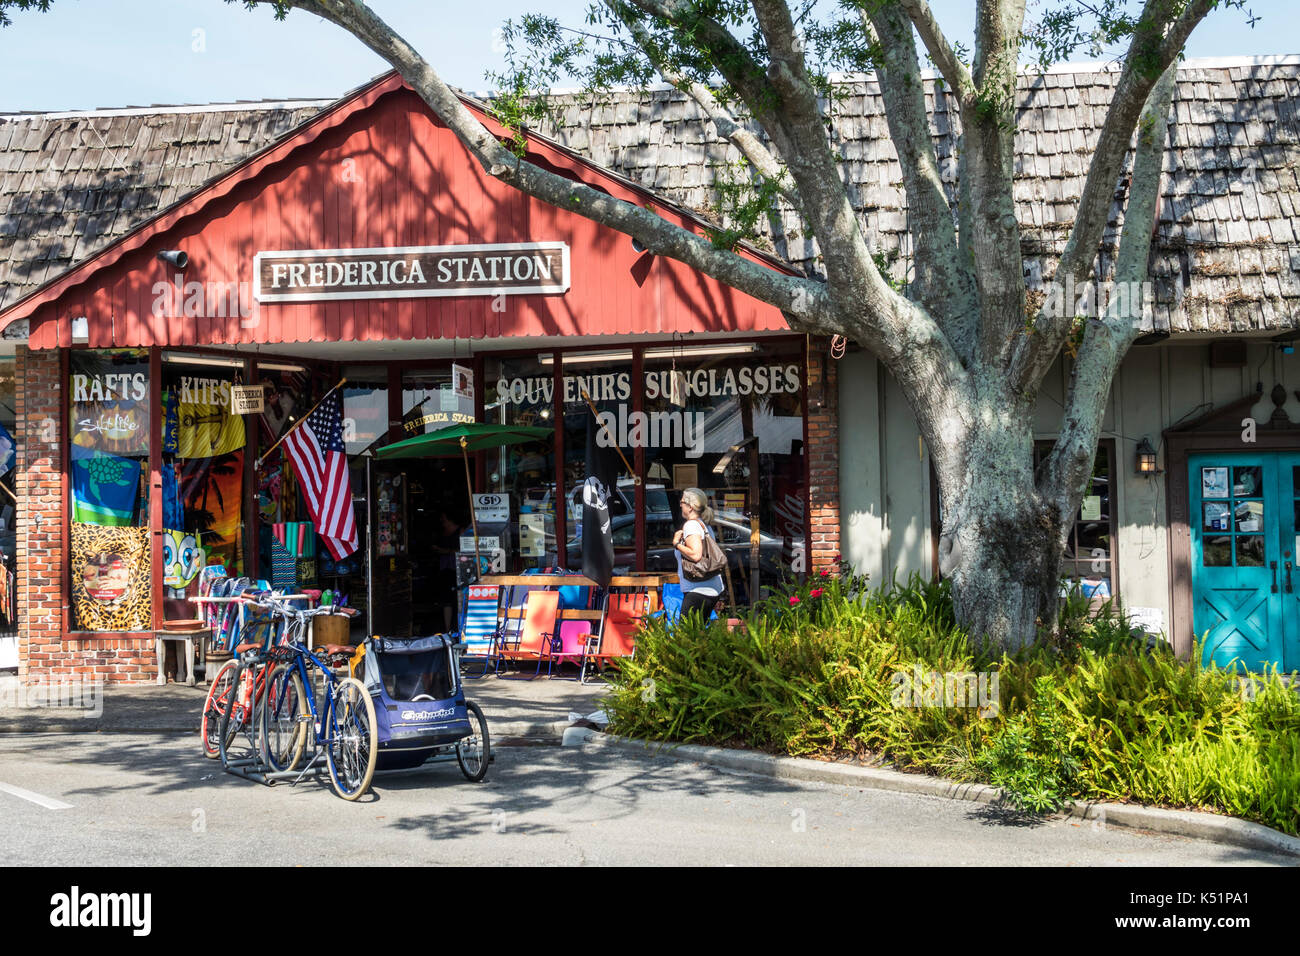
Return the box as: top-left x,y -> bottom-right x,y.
1199,464 -> 1267,568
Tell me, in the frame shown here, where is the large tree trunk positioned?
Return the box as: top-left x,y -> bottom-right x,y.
935,407 -> 1064,650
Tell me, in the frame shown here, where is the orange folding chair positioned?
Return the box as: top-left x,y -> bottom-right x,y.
493,589 -> 559,680
582,591 -> 647,684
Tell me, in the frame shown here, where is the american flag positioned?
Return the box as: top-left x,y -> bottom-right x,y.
282,391 -> 358,560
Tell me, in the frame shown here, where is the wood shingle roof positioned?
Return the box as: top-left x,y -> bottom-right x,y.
2,56 -> 1298,336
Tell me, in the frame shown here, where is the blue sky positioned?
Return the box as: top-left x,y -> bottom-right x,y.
0,0 -> 1289,113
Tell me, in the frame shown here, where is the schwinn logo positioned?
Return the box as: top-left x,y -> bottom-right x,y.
50,887 -> 151,936
401,707 -> 455,721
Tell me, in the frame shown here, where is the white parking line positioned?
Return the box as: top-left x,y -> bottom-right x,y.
0,781 -> 73,810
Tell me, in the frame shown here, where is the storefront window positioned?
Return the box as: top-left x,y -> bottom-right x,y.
485,354 -> 557,571
557,352 -> 640,572
480,341 -> 808,591
642,342 -> 805,601
401,365 -> 473,437
164,357 -> 248,578
342,366 -> 389,456
70,349 -> 152,630
1034,439 -> 1116,600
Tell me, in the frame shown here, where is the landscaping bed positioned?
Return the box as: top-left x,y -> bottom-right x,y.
602,569 -> 1300,836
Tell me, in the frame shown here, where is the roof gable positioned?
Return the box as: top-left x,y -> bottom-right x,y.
6,74 -> 788,347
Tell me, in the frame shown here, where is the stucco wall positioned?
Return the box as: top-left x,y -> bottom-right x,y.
838,340 -> 1300,641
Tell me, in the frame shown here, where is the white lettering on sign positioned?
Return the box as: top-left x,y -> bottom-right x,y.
71,373 -> 148,404
494,364 -> 801,406
255,243 -> 569,302
178,377 -> 233,407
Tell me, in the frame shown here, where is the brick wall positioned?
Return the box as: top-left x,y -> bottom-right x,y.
805,339 -> 840,573
17,347 -> 156,683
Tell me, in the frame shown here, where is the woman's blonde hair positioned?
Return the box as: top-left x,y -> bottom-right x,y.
682,487 -> 714,524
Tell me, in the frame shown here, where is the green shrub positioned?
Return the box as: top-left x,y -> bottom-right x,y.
601,570 -> 1300,835
972,675 -> 1081,812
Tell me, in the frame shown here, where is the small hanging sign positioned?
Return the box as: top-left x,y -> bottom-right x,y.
230,385 -> 266,415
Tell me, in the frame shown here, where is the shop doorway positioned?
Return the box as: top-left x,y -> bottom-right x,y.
368,458 -> 469,638
1190,452 -> 1300,672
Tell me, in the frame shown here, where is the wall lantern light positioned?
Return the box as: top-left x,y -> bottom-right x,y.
1136,437 -> 1160,476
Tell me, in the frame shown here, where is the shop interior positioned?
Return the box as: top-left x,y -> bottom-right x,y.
64,339 -> 811,643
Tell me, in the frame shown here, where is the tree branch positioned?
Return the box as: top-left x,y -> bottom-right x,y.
1015,0 -> 1214,393
960,0 -> 1030,369
604,0 -> 803,212
268,0 -> 824,324
898,0 -> 974,100
744,0 -> 907,321
1039,63 -> 1176,537
860,1 -> 976,358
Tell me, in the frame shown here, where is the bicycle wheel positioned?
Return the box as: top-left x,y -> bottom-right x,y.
456,700 -> 491,783
259,663 -> 307,773
325,677 -> 376,801
202,658 -> 238,759
217,660 -> 256,770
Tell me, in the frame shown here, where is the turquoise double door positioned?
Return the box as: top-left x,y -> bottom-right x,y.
1190,453 -> 1300,673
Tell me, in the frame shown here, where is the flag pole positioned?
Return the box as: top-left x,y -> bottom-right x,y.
256,377 -> 348,470
460,436 -> 482,575
579,386 -> 640,485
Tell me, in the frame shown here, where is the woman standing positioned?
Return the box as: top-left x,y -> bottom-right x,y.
672,488 -> 723,621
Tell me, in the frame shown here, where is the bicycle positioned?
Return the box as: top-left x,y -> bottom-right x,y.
201,598 -> 286,759
223,597 -> 377,801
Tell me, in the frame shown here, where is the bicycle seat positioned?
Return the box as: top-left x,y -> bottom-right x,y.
235,641 -> 264,654
319,644 -> 354,657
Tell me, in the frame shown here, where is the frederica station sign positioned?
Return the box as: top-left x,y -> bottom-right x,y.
254,242 -> 569,302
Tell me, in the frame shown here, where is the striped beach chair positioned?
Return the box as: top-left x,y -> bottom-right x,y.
458,584 -> 500,678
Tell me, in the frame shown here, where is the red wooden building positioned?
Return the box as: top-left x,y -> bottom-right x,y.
0,72 -> 839,681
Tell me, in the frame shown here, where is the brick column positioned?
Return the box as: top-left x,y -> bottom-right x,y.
16,346 -> 64,680
805,339 -> 840,574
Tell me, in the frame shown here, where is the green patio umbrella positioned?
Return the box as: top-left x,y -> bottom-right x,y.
375,422 -> 553,459
373,421 -> 554,576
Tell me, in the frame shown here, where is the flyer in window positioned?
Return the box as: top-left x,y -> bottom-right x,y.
1200,467 -> 1228,499
1234,500 -> 1263,533
1203,501 -> 1230,532
519,513 -> 546,557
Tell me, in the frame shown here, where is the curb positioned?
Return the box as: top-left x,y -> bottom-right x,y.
577,730 -> 1300,860
0,718 -> 570,739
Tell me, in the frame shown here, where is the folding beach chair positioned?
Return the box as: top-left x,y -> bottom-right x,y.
458,584 -> 500,678
581,591 -> 647,683
550,620 -> 593,680
494,589 -> 559,680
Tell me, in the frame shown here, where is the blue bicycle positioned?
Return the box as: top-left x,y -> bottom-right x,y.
219,598 -> 377,801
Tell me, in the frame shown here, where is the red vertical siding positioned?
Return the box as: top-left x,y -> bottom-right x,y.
16,83 -> 791,350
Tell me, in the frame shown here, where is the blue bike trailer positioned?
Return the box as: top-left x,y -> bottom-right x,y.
360,635 -> 474,770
